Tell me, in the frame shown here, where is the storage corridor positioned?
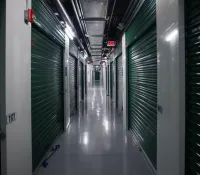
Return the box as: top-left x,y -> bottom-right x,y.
37,86 -> 154,175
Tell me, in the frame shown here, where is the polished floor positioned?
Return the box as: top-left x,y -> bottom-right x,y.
37,85 -> 154,175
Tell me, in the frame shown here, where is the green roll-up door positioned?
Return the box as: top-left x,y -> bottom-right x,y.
31,27 -> 64,170
95,71 -> 100,81
69,40 -> 78,58
69,55 -> 78,116
185,1 -> 200,174
80,62 -> 84,100
127,0 -> 157,168
33,0 -> 65,46
69,40 -> 78,116
116,55 -> 123,116
106,66 -> 110,95
31,0 -> 65,171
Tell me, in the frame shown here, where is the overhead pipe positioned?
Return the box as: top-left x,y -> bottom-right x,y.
115,0 -> 138,37
102,0 -> 115,56
55,0 -> 85,51
70,0 -> 90,47
115,0 -> 144,39
76,0 -> 88,34
101,0 -> 110,58
75,0 -> 94,55
79,0 -> 93,46
123,0 -> 145,31
107,0 -> 117,33
122,0 -> 137,25
82,18 -> 108,21
73,0 -> 108,61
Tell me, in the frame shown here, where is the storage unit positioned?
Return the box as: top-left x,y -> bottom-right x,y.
116,54 -> 123,116
31,0 -> 65,171
95,71 -> 100,81
126,0 -> 157,168
69,40 -> 78,117
185,1 -> 200,174
69,55 -> 78,116
80,62 -> 84,100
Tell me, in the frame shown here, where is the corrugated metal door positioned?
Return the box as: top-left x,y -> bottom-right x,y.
185,1 -> 200,174
95,71 -> 100,80
69,55 -> 78,116
79,62 -> 83,100
127,0 -> 157,168
31,0 -> 65,171
31,27 -> 64,170
81,62 -> 84,100
116,55 -> 123,116
32,0 -> 65,46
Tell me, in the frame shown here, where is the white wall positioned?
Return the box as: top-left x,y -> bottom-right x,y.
106,65 -> 108,95
156,0 -> 185,174
64,36 -> 70,131
102,63 -> 106,90
122,34 -> 128,130
5,0 -> 32,174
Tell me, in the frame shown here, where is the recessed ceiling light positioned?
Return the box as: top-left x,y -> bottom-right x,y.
55,12 -> 59,16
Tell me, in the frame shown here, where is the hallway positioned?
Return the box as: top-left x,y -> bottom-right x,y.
37,85 -> 154,175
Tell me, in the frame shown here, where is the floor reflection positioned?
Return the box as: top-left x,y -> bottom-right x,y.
37,84 -> 154,175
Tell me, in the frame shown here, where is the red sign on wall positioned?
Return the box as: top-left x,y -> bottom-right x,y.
107,41 -> 115,47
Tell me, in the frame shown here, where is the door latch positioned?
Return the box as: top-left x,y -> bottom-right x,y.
0,129 -> 6,141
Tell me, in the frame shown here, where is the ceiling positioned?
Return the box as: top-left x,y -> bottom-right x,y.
80,0 -> 108,64
48,0 -> 133,64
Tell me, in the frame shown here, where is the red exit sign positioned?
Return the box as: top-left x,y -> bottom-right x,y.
107,41 -> 115,47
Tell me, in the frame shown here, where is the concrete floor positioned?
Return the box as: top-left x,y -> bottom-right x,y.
37,86 -> 154,175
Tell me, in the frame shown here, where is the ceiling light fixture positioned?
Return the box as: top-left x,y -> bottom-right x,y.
57,0 -> 70,21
